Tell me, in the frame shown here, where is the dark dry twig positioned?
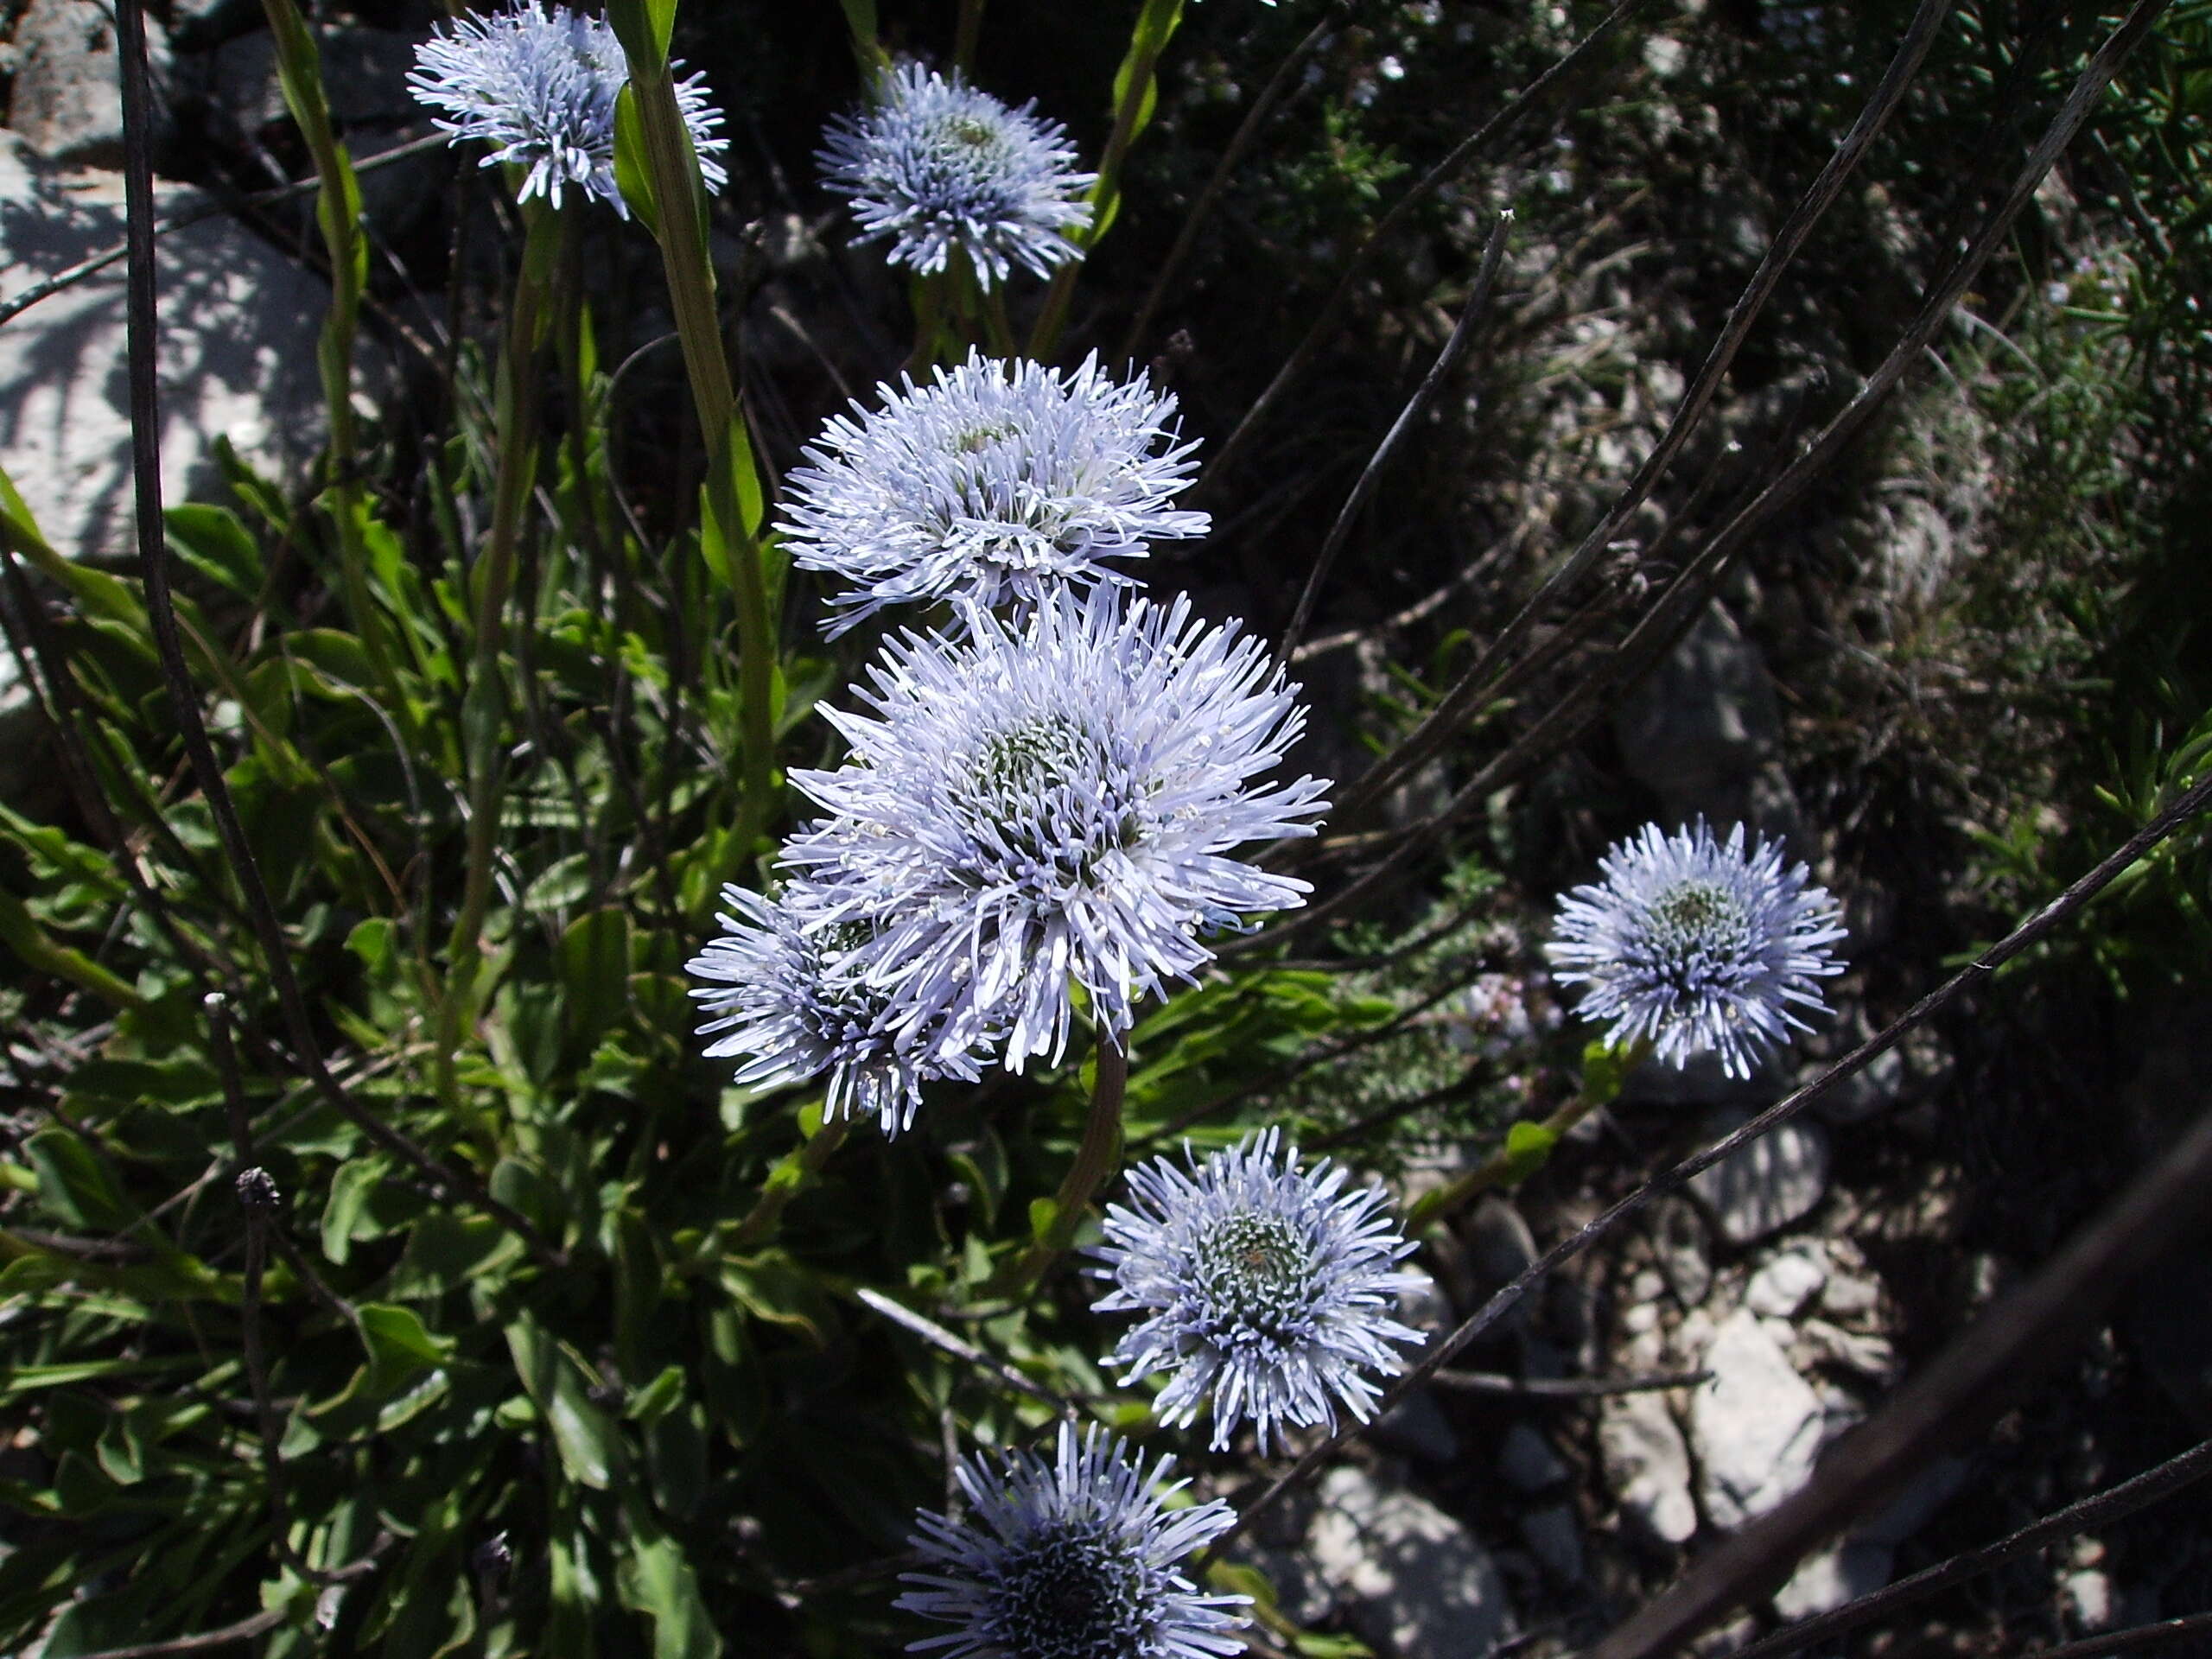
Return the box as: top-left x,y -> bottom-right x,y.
1277,212 -> 1512,661
1731,1434 -> 2212,1659
2029,1615 -> 2212,1659
1241,0 -> 2166,953
1429,1367 -> 1710,1399
855,1287 -> 1081,1417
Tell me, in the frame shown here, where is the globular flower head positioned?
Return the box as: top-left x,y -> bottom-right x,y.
782,588 -> 1329,1071
686,881 -> 992,1135
1544,818 -> 1847,1078
1090,1129 -> 1427,1453
784,351 -> 1208,637
409,0 -> 727,216
818,61 -> 1095,289
897,1421 -> 1249,1659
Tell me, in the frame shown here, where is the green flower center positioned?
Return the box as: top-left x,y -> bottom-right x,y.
990,1530 -> 1151,1659
1191,1210 -> 1319,1338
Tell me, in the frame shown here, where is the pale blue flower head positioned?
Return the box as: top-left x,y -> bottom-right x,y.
408,0 -> 727,215
1545,818 -> 1847,1078
818,61 -> 1096,289
686,881 -> 993,1135
896,1421 -> 1249,1659
782,587 -> 1329,1071
784,351 -> 1208,637
1090,1129 -> 1427,1453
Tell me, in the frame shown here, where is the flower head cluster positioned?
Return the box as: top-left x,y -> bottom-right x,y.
783,352 -> 1208,637
685,883 -> 993,1135
1090,1130 -> 1427,1452
783,587 -> 1328,1072
408,0 -> 726,215
819,62 -> 1095,288
1545,819 -> 1847,1077
897,1422 -> 1249,1659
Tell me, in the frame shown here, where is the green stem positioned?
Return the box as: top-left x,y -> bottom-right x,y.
1406,1036 -> 1652,1233
256,0 -> 411,738
614,43 -> 779,862
1001,1032 -> 1129,1294
954,0 -> 986,72
432,204 -> 564,1125
728,1116 -> 850,1252
1027,0 -> 1184,361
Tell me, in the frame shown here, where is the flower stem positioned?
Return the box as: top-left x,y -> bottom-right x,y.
1027,0 -> 1184,361
608,7 -> 780,866
728,1114 -> 849,1252
1406,1035 -> 1651,1233
1001,1031 -> 1128,1294
432,202 -> 565,1130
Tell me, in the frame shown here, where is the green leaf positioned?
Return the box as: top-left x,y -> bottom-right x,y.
615,1497 -> 721,1659
1497,1119 -> 1560,1186
164,503 -> 263,598
282,628 -> 378,690
25,1129 -> 137,1232
320,1157 -> 384,1265
557,907 -> 633,1061
1579,1037 -> 1638,1106
357,1302 -> 454,1382
612,86 -> 661,239
720,1251 -> 834,1348
0,891 -> 143,1012
505,1312 -> 625,1490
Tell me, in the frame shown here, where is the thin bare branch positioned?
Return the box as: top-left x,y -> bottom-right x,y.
1430,1367 -> 1709,1399
1732,1434 -> 2212,1659
856,1287 -> 1081,1416
1277,212 -> 1513,660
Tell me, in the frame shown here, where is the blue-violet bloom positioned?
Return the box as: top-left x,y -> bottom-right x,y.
1544,818 -> 1847,1077
687,881 -> 992,1135
818,61 -> 1095,289
783,350 -> 1208,637
409,0 -> 727,215
1090,1129 -> 1427,1452
782,587 -> 1329,1071
896,1421 -> 1249,1659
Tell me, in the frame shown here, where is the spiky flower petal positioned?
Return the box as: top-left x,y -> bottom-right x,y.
818,62 -> 1095,289
686,882 -> 992,1135
784,351 -> 1208,637
409,0 -> 726,216
896,1421 -> 1249,1659
783,588 -> 1329,1071
1544,819 -> 1847,1078
1090,1129 -> 1427,1452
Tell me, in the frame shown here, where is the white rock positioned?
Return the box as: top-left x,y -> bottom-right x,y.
2064,1567 -> 2116,1631
1692,1309 -> 1825,1531
0,142 -> 337,576
1688,1110 -> 1832,1245
1600,1391 -> 1698,1544
1745,1249 -> 1827,1319
1819,1268 -> 1881,1319
1309,1465 -> 1512,1657
6,0 -> 171,166
1795,1319 -> 1899,1384
1772,1539 -> 1893,1621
